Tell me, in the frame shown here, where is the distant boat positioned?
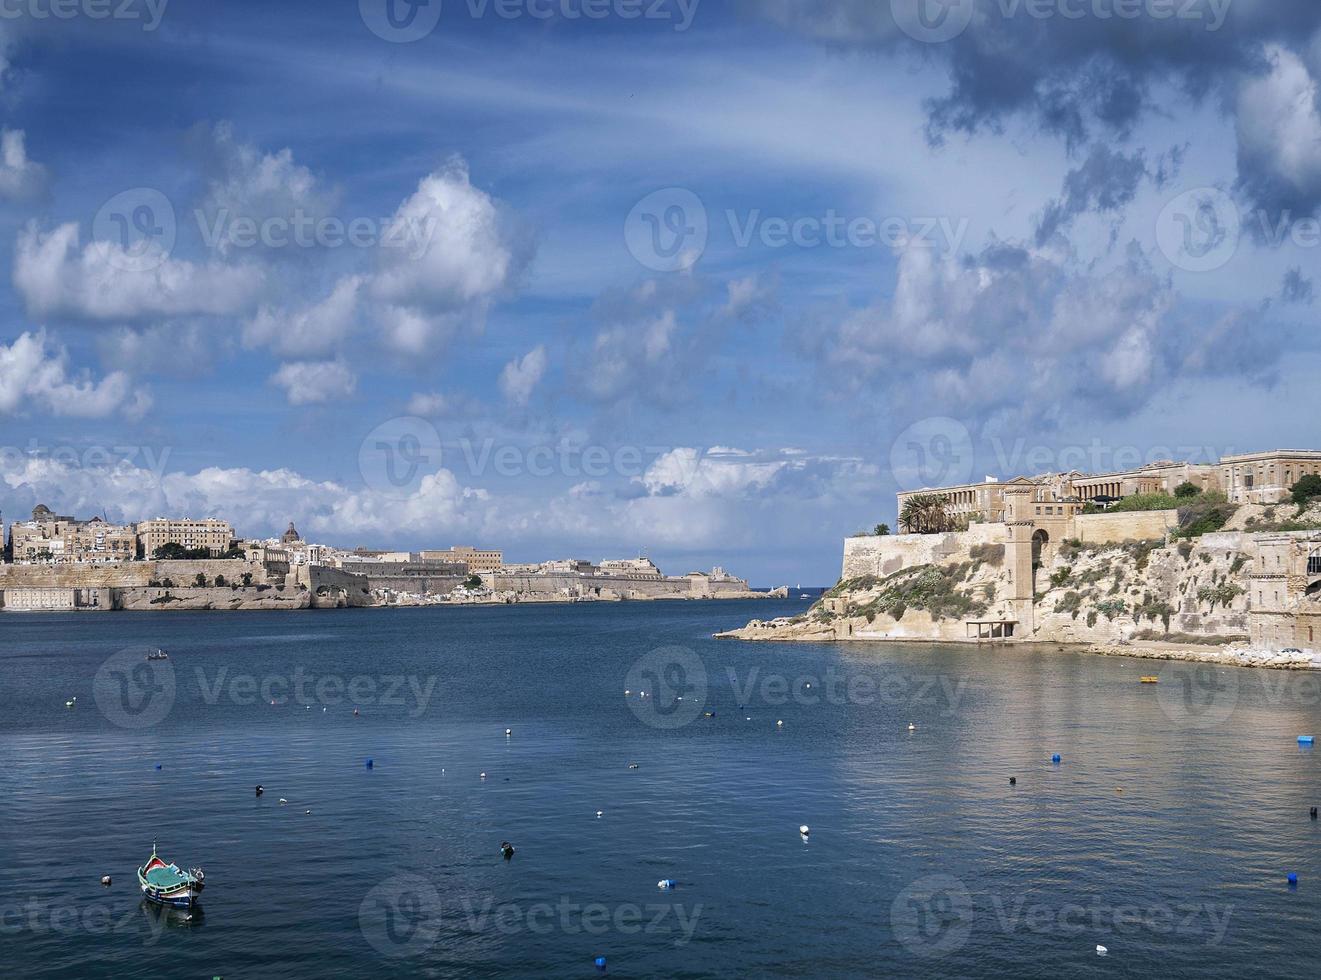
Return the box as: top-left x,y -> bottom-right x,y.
799,594 -> 810,599
146,649 -> 169,661
138,843 -> 205,910
1140,676 -> 1159,684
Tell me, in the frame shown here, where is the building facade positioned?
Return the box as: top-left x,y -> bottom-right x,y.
420,547 -> 504,573
7,506 -> 137,564
136,518 -> 236,558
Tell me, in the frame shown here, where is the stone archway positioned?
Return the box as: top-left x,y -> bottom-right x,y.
1032,528 -> 1049,568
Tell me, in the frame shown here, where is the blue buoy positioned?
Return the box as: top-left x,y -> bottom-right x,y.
1288,873 -> 1298,885
1299,736 -> 1315,746
365,758 -> 374,769
155,764 -> 162,770
1051,754 -> 1061,764
594,955 -> 607,972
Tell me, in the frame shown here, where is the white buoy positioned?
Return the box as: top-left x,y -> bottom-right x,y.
596,810 -> 603,818
776,720 -> 784,727
279,798 -> 289,805
1096,945 -> 1108,956
799,825 -> 810,836
625,690 -> 631,695
908,723 -> 916,731
480,772 -> 488,779
100,875 -> 112,887
657,879 -> 675,889
505,728 -> 512,736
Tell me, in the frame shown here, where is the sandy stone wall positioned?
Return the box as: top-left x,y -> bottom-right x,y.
116,586 -> 310,611
0,560 -> 273,589
1072,510 -> 1179,544
841,524 -> 1006,580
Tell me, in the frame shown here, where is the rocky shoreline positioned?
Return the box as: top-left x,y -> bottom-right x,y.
716,618 -> 1320,670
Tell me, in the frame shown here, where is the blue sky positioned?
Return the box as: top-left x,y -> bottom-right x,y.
1,0 -> 1319,583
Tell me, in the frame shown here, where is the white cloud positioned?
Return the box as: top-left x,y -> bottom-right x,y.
244,276 -> 362,357
269,360 -> 356,405
13,223 -> 263,321
498,345 -> 547,407
193,121 -> 340,257
0,330 -> 147,418
0,129 -> 47,200
1235,45 -> 1321,211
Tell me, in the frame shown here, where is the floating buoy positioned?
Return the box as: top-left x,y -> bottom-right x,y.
255,785 -> 264,797
657,879 -> 675,890
100,876 -> 112,887
703,711 -> 715,718
279,798 -> 289,805
305,809 -> 311,815
65,699 -> 76,708
596,810 -> 603,818
1116,787 -> 1123,793
365,759 -> 373,769
1051,754 -> 1061,764
624,690 -> 631,695
1009,777 -> 1016,786
805,683 -> 812,689
1299,736 -> 1315,746
908,723 -> 915,731
776,720 -> 784,728
594,955 -> 607,972
505,728 -> 512,736
353,708 -> 359,716
1288,872 -> 1298,885
155,764 -> 162,770
745,717 -> 751,721
799,825 -> 810,836
1096,945 -> 1108,956
480,772 -> 488,779
500,841 -> 515,860
1311,807 -> 1317,820
627,763 -> 639,770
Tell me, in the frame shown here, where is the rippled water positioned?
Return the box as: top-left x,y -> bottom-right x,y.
1,601 -> 1318,978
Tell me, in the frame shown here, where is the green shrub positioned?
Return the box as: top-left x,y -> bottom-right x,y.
1049,566 -> 1072,588
1291,474 -> 1321,507
1106,493 -> 1180,513
1174,481 -> 1203,498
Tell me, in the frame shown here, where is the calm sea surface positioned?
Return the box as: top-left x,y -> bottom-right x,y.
1,600 -> 1319,978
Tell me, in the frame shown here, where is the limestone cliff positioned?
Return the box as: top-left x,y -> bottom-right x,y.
720,503 -> 1321,662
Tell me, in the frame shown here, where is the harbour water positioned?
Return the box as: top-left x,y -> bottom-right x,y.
1,600 -> 1318,978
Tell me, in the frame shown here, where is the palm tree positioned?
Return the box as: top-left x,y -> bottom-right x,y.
900,494 -> 955,534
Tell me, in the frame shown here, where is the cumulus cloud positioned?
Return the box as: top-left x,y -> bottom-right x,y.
365,159 -> 530,353
13,222 -> 262,321
751,1 -> 1321,213
0,330 -> 147,418
1235,44 -> 1321,216
269,360 -> 356,405
799,237 -> 1276,425
244,276 -> 362,358
0,129 -> 48,200
498,345 -> 547,407
190,121 -> 340,257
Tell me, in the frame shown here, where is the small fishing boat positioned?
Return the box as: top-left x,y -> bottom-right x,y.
146,649 -> 169,661
137,843 -> 205,909
1140,676 -> 1159,684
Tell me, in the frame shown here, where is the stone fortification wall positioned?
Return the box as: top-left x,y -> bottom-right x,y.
842,524 -> 1006,580
489,573 -> 757,598
1072,510 -> 1179,544
293,565 -> 376,608
0,559 -> 273,589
